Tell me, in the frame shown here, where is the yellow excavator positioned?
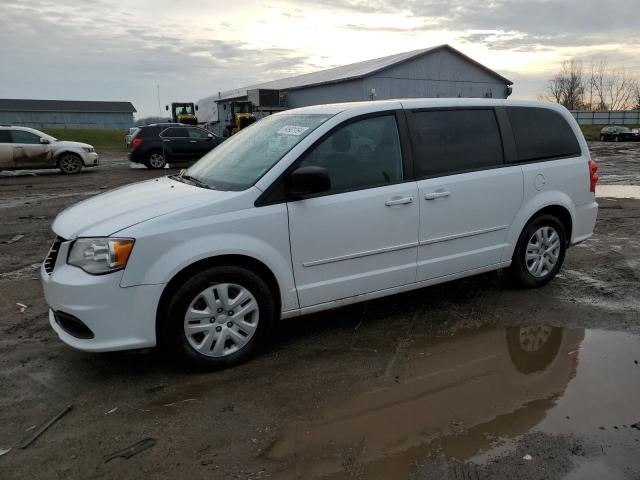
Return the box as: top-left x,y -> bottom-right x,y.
166,102 -> 198,125
225,101 -> 256,136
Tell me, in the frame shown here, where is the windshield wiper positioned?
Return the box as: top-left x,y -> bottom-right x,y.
169,174 -> 213,189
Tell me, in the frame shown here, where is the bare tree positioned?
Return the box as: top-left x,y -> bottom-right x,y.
544,60 -> 585,110
588,60 -> 638,110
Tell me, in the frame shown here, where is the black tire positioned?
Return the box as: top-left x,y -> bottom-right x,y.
509,214 -> 566,288
158,266 -> 276,370
58,153 -> 83,174
144,150 -> 166,169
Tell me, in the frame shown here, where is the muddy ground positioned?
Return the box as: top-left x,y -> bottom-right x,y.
0,144 -> 639,479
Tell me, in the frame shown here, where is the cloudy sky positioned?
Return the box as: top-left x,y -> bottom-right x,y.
1,0 -> 639,117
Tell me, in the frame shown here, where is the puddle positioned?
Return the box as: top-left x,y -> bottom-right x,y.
0,191 -> 102,209
266,326 -> 640,479
596,185 -> 640,199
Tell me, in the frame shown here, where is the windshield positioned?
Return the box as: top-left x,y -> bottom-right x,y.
185,113 -> 332,190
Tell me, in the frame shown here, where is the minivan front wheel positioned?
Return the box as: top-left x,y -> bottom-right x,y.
160,266 -> 275,369
510,215 -> 566,288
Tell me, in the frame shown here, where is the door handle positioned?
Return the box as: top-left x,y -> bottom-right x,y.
424,190 -> 450,200
190,140 -> 197,143
385,196 -> 413,206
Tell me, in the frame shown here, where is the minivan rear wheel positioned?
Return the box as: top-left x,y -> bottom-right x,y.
510,215 -> 566,288
159,266 -> 275,369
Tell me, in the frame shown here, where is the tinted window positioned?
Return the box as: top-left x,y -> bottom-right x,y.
11,130 -> 41,144
188,128 -> 210,139
0,130 -> 11,143
409,109 -> 503,177
507,107 -> 581,162
299,115 -> 403,194
161,127 -> 189,138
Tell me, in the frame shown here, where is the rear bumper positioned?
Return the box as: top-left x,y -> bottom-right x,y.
571,201 -> 598,245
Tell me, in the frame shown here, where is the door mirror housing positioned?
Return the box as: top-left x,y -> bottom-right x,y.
39,138 -> 50,144
207,133 -> 213,139
287,166 -> 331,198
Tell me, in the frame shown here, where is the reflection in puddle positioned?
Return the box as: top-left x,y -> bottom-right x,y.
267,326 -> 640,479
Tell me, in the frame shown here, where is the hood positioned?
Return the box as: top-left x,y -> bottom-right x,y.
52,176 -> 228,239
53,140 -> 93,149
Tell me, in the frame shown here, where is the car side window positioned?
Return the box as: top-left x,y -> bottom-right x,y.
409,109 -> 504,178
188,128 -> 209,139
161,127 -> 188,138
507,107 -> 581,162
299,115 -> 403,194
0,130 -> 11,143
11,130 -> 42,144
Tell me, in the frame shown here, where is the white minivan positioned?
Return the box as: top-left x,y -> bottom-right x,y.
41,99 -> 599,368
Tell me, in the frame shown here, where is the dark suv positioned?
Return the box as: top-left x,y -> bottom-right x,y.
128,124 -> 223,169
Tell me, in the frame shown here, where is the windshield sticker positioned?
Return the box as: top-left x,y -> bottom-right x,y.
277,125 -> 309,136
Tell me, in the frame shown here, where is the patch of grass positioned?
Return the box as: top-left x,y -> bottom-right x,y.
41,128 -> 126,151
580,124 -> 640,141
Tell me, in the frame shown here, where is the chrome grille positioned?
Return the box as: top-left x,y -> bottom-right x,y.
44,236 -> 64,274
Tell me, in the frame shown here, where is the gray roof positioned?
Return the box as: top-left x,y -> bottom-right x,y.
0,99 -> 136,113
215,44 -> 512,102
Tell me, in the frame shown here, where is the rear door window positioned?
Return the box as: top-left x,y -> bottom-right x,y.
408,109 -> 503,178
507,107 -> 581,162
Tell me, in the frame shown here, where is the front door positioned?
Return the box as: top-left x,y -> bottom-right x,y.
406,108 -> 523,281
160,127 -> 193,161
187,127 -> 218,160
10,129 -> 52,169
287,113 -> 419,307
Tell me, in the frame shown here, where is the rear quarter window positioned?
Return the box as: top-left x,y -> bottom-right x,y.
0,130 -> 11,142
507,107 -> 581,162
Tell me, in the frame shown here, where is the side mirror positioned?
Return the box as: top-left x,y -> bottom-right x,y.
207,133 -> 213,139
40,138 -> 50,144
286,166 -> 331,198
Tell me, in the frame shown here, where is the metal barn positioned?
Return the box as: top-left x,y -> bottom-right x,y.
198,44 -> 512,136
0,99 -> 136,130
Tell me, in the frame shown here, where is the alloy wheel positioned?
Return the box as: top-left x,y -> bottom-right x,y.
148,153 -> 166,168
59,154 -> 82,174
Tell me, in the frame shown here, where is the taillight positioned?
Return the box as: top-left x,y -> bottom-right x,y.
588,159 -> 599,193
131,138 -> 142,149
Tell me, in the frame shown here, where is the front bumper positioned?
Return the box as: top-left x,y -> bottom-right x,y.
82,152 -> 99,167
41,240 -> 165,352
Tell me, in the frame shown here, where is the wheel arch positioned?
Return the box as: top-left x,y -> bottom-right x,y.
155,254 -> 282,339
503,195 -> 576,262
54,149 -> 83,165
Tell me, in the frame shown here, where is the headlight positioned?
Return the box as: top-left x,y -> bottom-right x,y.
68,238 -> 134,274
82,147 -> 95,153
